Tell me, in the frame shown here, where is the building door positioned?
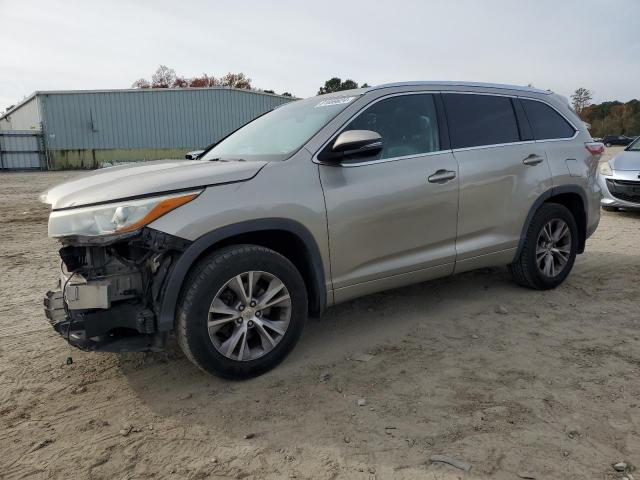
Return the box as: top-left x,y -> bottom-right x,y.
0,130 -> 46,170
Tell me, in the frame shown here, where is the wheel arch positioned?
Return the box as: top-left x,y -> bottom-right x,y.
515,185 -> 588,259
158,218 -> 327,332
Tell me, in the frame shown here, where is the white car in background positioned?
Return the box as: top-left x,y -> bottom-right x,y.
599,136 -> 640,211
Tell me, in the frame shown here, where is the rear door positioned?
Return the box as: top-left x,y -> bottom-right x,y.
443,93 -> 553,265
318,93 -> 459,301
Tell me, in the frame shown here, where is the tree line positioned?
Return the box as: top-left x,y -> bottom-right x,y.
133,72 -> 640,139
132,65 -> 292,97
571,88 -> 640,138
131,67 -> 370,98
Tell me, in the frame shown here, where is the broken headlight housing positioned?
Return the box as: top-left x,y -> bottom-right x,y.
48,190 -> 201,238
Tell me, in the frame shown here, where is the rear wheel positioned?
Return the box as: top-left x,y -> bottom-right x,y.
509,203 -> 578,290
177,245 -> 307,379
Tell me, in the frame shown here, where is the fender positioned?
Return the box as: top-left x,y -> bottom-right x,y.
515,184 -> 588,259
157,218 -> 326,332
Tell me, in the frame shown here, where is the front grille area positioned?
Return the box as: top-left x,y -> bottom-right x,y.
610,179 -> 640,186
606,179 -> 640,204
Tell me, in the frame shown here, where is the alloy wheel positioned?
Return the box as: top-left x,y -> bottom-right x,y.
207,271 -> 291,361
536,219 -> 572,278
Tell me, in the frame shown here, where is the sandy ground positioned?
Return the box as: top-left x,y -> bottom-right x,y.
1,147 -> 638,480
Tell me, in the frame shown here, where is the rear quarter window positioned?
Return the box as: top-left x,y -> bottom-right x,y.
521,99 -> 576,140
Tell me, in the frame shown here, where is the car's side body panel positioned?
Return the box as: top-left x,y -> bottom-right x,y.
537,94 -> 601,239
149,149 -> 333,301
151,83 -> 601,312
156,218 -> 327,331
319,149 -> 459,291
453,141 -> 552,261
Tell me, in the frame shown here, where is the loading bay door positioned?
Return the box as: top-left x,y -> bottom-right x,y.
0,130 -> 46,170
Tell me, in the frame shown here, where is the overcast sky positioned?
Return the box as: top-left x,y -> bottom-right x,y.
1,0 -> 638,110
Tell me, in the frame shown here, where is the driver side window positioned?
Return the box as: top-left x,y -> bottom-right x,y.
342,94 -> 440,161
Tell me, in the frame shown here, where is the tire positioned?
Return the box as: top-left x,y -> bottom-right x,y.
602,206 -> 619,212
509,203 -> 578,290
177,245 -> 307,379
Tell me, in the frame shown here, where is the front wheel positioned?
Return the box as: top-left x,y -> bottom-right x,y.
177,245 -> 308,379
509,203 -> 578,290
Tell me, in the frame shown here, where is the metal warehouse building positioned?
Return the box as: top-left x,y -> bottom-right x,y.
0,88 -> 293,170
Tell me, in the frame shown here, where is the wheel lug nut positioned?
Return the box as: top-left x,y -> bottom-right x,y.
247,320 -> 254,327
250,301 -> 256,307
238,305 -> 245,311
256,311 -> 262,317
236,318 -> 243,324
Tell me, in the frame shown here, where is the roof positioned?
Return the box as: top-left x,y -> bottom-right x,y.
0,86 -> 293,121
367,81 -> 552,95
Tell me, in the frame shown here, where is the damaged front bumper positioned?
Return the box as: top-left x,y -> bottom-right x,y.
43,228 -> 190,352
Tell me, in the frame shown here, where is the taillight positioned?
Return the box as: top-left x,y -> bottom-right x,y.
585,142 -> 605,155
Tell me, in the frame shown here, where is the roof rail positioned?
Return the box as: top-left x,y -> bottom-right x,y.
367,81 -> 552,95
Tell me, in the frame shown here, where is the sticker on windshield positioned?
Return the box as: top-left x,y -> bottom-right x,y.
314,96 -> 356,108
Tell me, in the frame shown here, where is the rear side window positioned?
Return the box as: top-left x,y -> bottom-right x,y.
521,99 -> 575,140
342,94 -> 440,160
443,94 -> 520,149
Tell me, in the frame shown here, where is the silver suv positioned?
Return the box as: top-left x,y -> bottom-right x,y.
42,82 -> 603,378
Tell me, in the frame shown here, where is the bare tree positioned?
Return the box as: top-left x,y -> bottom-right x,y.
131,67 -> 254,91
151,65 -> 177,88
131,78 -> 150,89
189,74 -> 219,88
571,87 -> 593,115
220,72 -> 252,89
173,76 -> 190,88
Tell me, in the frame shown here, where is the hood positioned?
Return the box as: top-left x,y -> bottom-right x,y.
42,159 -> 267,209
610,151 -> 640,171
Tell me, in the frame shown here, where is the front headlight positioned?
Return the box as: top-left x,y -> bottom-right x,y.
599,162 -> 613,176
48,190 -> 201,238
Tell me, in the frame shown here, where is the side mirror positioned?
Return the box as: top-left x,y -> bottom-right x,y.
319,130 -> 383,162
185,150 -> 205,160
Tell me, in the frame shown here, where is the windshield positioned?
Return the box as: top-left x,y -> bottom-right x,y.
626,136 -> 640,151
201,94 -> 360,162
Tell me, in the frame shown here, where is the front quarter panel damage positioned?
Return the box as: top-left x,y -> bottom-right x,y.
44,228 -> 191,352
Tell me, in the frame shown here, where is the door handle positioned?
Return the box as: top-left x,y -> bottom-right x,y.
523,154 -> 544,166
428,169 -> 456,183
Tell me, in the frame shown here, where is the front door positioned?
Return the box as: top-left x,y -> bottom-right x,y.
318,93 -> 459,301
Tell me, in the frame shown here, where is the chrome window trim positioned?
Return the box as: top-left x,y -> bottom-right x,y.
312,89 -> 580,167
331,149 -> 454,168
451,140 -> 536,153
312,91 -> 449,168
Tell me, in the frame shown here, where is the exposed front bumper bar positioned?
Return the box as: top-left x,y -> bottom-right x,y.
43,228 -> 191,353
44,289 -> 165,352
